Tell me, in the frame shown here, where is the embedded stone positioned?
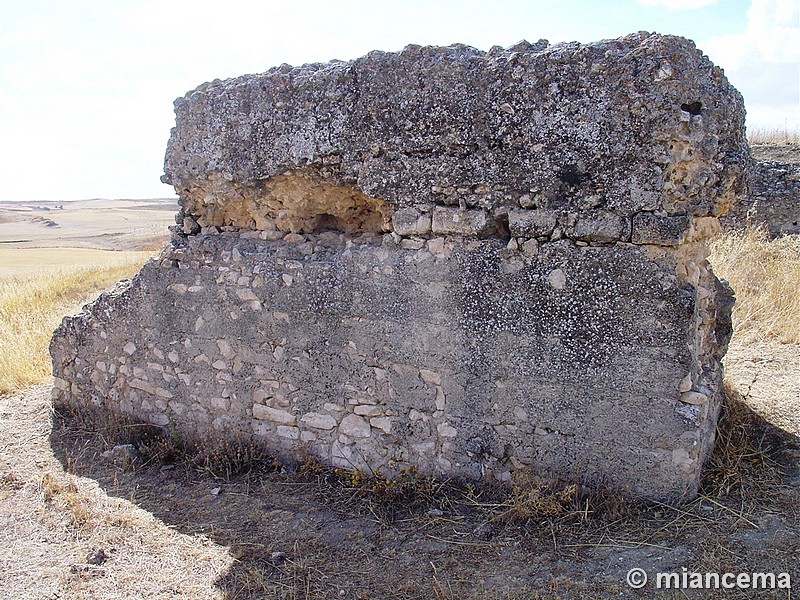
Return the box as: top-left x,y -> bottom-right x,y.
369,417 -> 392,434
508,209 -> 558,238
339,414 -> 371,438
276,425 -> 300,440
253,404 -> 296,425
129,379 -> 158,396
680,391 -> 709,405
431,208 -> 492,237
632,213 -> 690,246
300,412 -> 338,430
353,404 -> 383,417
566,210 -> 629,242
236,288 -> 258,301
419,369 -> 441,385
437,423 -> 458,438
392,208 -> 432,236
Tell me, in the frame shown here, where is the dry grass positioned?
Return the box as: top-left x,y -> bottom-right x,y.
0,251 -> 153,393
701,381 -> 787,502
708,226 -> 800,344
747,124 -> 800,145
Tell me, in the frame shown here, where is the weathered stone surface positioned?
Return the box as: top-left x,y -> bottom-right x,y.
508,210 -> 558,238
300,412 -> 338,430
163,32 -> 746,240
51,32 -> 749,502
632,213 -> 690,246
565,210 -> 630,242
431,208 -> 493,237
392,207 -> 432,236
722,156 -> 800,237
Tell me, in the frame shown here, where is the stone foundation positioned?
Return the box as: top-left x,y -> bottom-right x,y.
51,32 -> 749,501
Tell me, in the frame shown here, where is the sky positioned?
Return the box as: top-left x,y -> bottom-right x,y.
0,0 -> 798,201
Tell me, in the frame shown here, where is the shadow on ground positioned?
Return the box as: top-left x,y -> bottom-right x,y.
49,385 -> 800,600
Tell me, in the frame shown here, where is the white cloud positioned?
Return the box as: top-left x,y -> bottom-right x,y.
635,0 -> 720,9
700,0 -> 800,129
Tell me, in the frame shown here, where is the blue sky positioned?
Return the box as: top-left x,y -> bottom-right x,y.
0,0 -> 797,201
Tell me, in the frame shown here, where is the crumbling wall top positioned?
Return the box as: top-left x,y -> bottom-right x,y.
163,32 -> 748,237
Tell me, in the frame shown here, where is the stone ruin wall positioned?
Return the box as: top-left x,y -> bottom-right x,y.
51,32 -> 749,501
721,155 -> 800,237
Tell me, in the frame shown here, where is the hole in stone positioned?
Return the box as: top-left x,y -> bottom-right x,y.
680,101 -> 702,116
315,213 -> 343,232
495,213 -> 511,241
559,166 -> 586,188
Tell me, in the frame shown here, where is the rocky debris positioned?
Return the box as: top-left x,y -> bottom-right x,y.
270,551 -> 288,563
100,444 -> 139,468
86,548 -> 109,565
52,33 -> 749,502
751,143 -> 800,165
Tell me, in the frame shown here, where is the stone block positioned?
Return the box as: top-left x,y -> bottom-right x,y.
431,208 -> 492,237
632,213 -> 690,246
508,210 -> 558,238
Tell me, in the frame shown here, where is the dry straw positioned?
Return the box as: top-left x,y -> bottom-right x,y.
708,226 -> 800,345
747,124 -> 800,146
0,253 -> 152,393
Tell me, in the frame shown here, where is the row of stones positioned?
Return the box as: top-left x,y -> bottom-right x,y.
179,207 -> 689,247
721,160 -> 800,236
392,207 -> 689,246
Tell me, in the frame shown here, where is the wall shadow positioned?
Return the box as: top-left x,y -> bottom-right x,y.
49,388 -> 800,600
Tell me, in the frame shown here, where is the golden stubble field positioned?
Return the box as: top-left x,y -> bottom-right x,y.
0,198 -> 177,252
0,197 -> 177,394
0,174 -> 798,598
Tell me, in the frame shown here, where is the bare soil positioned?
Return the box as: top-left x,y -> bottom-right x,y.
725,342 -> 800,436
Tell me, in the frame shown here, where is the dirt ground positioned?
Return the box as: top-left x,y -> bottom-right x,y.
725,342 -> 800,436
751,144 -> 800,164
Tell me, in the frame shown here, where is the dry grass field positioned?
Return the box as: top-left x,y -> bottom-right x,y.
0,198 -> 175,392
709,227 -> 800,346
0,250 -> 154,393
0,181 -> 798,598
748,125 -> 800,146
